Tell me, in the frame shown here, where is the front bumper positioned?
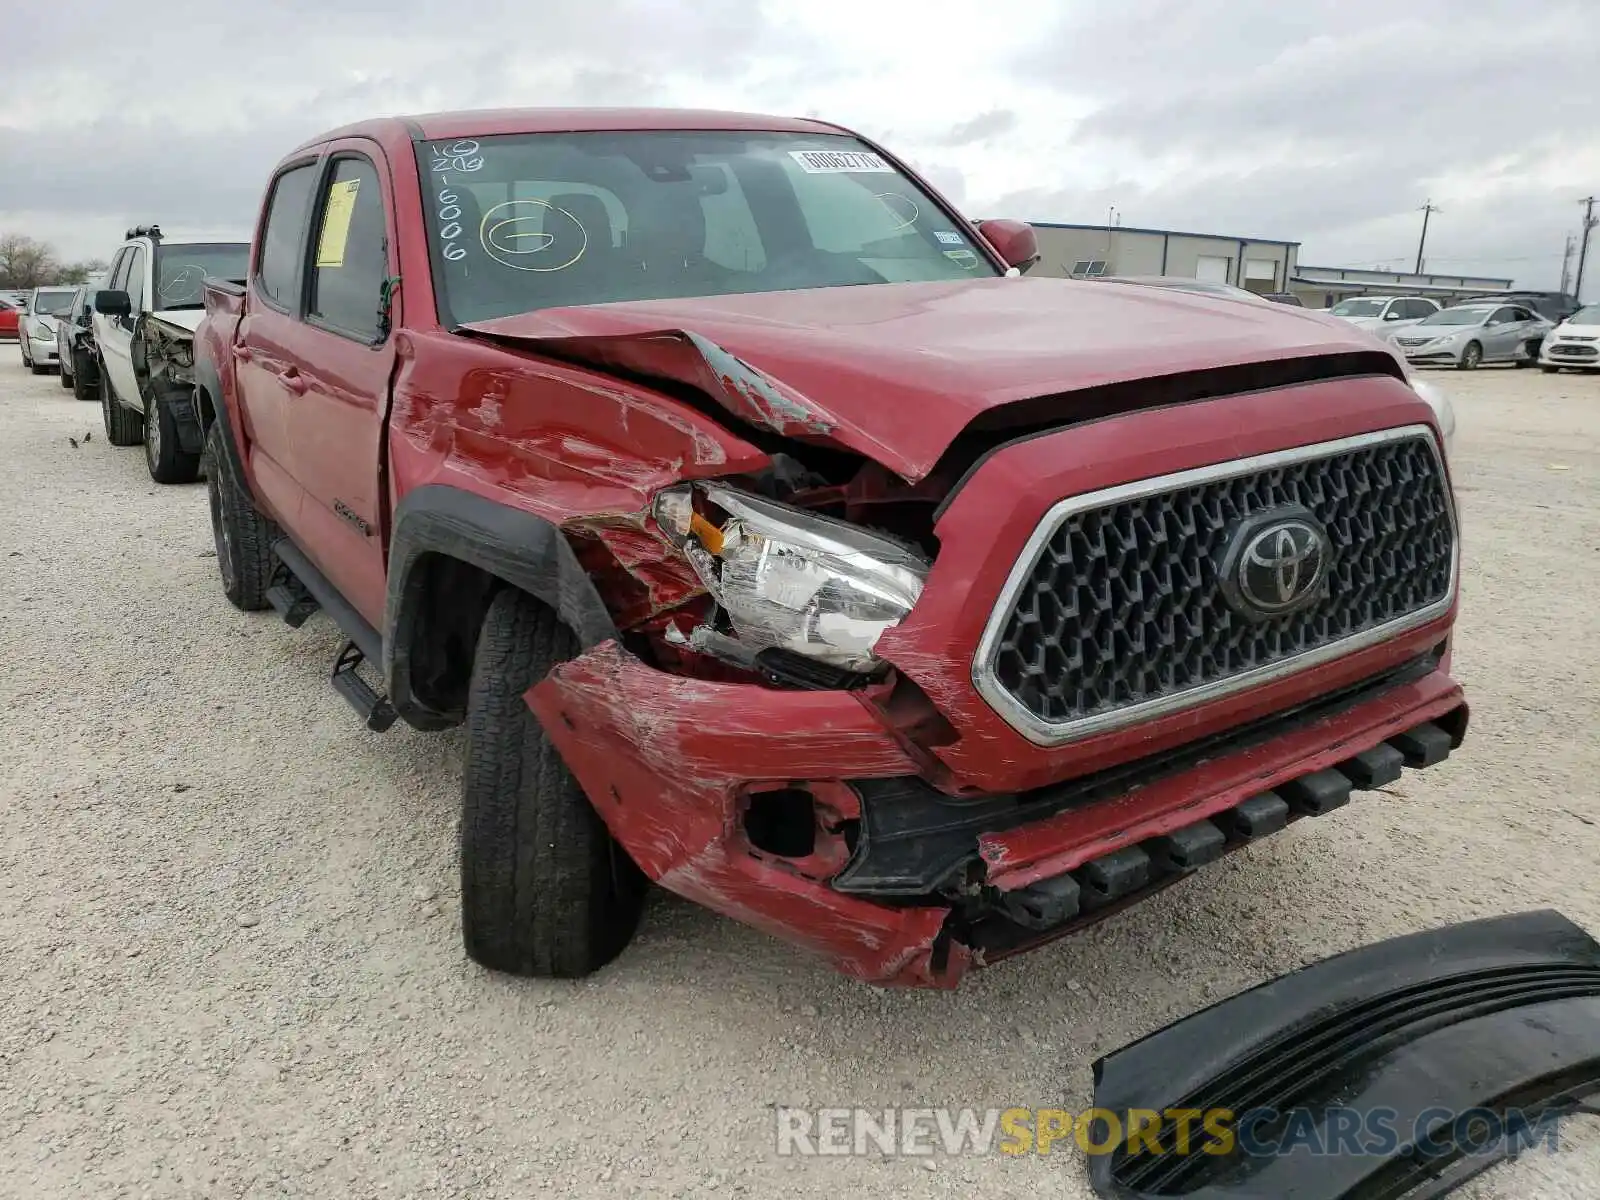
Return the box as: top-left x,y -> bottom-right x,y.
1541,341 -> 1600,367
532,646 -> 1465,986
1396,341 -> 1460,365
24,332 -> 58,362
530,374 -> 1467,987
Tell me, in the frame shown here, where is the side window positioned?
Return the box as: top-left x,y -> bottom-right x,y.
1512,307 -> 1535,322
106,248 -> 131,291
308,156 -> 389,341
258,163 -> 320,311
125,247 -> 147,313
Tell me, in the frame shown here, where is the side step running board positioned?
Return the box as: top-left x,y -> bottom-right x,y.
332,641 -> 397,733
265,563 -> 319,628
269,538 -> 396,733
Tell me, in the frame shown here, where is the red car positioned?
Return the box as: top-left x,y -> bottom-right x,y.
0,296 -> 20,341
192,108 -> 1466,987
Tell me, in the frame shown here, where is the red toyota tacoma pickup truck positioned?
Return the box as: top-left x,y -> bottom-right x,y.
194,108 -> 1466,987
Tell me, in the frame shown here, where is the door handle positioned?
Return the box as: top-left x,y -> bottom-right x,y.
232,344 -> 253,362
279,366 -> 307,396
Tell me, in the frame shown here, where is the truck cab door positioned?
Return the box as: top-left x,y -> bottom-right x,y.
235,159 -> 324,534
97,245 -> 145,407
280,142 -> 401,628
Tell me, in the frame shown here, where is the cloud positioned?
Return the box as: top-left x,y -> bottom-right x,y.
1001,0 -> 1600,289
935,110 -> 1018,148
3,0 -> 1597,295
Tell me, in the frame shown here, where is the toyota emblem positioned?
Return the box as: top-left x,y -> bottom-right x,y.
1219,506 -> 1330,620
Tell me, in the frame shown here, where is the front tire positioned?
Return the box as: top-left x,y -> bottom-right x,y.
144,387 -> 201,484
204,420 -> 276,610
1540,364 -> 1559,374
58,356 -> 72,388
460,589 -> 646,978
100,369 -> 145,446
1456,341 -> 1482,370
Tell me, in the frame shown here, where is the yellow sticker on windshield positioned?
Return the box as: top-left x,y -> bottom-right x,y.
315,179 -> 361,267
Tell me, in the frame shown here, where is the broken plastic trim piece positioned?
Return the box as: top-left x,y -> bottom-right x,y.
1087,909 -> 1600,1200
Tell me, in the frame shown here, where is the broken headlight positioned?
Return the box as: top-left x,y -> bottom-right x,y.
653,484 -> 930,672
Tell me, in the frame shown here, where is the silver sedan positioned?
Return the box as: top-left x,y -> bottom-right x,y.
1390,302 -> 1552,369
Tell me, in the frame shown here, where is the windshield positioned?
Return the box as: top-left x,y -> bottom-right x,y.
1330,298 -> 1387,317
31,289 -> 75,317
417,130 -> 998,324
153,243 -> 250,308
1419,306 -> 1491,327
1567,304 -> 1600,326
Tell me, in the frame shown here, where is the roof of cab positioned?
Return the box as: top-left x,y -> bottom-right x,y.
292,107 -> 846,156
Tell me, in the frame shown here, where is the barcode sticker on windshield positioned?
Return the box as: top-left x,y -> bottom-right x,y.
788,149 -> 893,174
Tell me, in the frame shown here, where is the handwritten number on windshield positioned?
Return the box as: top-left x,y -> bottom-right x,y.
431,141 -> 482,263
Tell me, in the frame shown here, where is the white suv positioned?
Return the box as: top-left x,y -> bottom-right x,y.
90,226 -> 248,480
1326,295 -> 1441,338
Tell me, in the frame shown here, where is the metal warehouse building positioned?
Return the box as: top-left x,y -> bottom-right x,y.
1289,265 -> 1514,309
1025,221 -> 1300,296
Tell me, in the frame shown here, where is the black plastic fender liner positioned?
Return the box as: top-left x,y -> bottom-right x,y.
194,350 -> 249,486
1088,910 -> 1600,1200
384,485 -> 619,728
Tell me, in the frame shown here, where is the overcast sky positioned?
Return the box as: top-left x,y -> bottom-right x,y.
3,0 -> 1596,296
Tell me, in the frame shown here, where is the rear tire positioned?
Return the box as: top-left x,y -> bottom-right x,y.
204,419 -> 276,611
72,350 -> 95,400
100,370 -> 145,446
460,588 -> 647,978
144,387 -> 201,484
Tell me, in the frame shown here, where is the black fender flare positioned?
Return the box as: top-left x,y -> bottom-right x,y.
383,485 -> 619,729
193,351 -> 250,485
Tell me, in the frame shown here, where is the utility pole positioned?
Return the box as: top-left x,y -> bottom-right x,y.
1414,200 -> 1439,275
1560,234 -> 1576,297
1575,196 -> 1597,302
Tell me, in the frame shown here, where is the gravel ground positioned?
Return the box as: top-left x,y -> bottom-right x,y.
1,349 -> 1597,1199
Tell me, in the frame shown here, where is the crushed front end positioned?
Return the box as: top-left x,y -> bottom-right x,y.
528,372 -> 1468,987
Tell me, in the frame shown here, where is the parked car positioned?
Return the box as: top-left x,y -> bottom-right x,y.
1391,302 -> 1551,369
0,296 -> 18,341
1326,295 -> 1441,337
91,225 -> 249,480
18,286 -> 76,373
1098,275 -> 1276,304
1538,301 -> 1600,373
194,107 -> 1466,988
1457,290 -> 1580,324
1261,292 -> 1303,306
55,285 -> 101,398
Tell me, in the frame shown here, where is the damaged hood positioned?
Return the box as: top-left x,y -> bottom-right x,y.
466,277 -> 1388,482
150,309 -> 205,334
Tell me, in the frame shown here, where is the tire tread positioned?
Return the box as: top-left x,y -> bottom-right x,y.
460,589 -> 644,978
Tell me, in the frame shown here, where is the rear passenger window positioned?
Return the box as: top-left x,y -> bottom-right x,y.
258,163 -> 319,311
308,156 -> 389,342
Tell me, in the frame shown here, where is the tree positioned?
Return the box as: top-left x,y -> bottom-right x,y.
58,258 -> 111,285
0,234 -> 60,289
